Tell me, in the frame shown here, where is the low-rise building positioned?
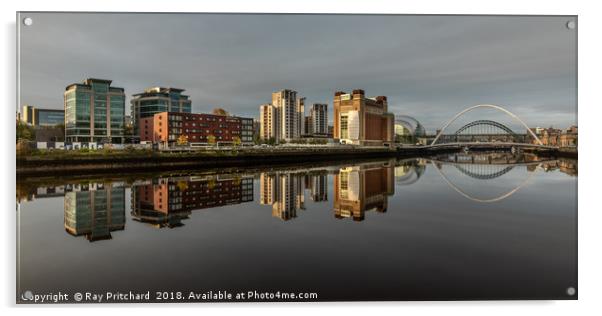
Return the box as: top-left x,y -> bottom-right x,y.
139,111 -> 253,146
21,105 -> 64,127
529,125 -> 578,147
130,87 -> 192,135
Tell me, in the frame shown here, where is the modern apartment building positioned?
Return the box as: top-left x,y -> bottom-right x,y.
297,97 -> 306,136
333,89 -> 394,146
139,111 -> 253,146
64,78 -> 125,143
239,116 -> 254,144
272,89 -> 298,140
21,105 -> 64,126
259,89 -> 307,142
310,103 -> 328,136
259,103 -> 277,140
130,87 -> 192,134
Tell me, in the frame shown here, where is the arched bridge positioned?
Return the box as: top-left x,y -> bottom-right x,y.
455,120 -> 517,136
427,104 -> 547,148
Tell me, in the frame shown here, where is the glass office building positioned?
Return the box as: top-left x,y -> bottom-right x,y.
21,105 -> 65,126
130,87 -> 192,134
64,78 -> 126,143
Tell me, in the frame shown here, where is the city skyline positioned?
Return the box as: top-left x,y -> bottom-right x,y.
19,13 -> 576,132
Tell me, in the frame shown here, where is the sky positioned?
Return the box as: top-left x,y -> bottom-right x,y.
19,13 -> 577,133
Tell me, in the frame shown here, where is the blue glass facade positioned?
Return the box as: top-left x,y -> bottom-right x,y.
21,105 -> 64,126
64,78 -> 125,143
130,87 -> 192,134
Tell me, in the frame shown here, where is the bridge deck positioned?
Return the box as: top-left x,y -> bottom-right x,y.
414,142 -> 558,150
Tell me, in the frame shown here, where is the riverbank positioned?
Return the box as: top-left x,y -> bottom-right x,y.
16,145 -> 574,177
15,146 -> 441,177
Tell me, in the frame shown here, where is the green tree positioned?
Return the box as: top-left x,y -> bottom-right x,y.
212,108 -> 229,116
207,134 -> 216,146
177,134 -> 189,146
16,121 -> 35,142
232,136 -> 241,147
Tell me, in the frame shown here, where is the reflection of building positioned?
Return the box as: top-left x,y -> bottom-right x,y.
64,78 -> 126,143
260,172 -> 305,221
21,105 -> 64,126
139,112 -> 253,146
131,175 -> 254,228
306,174 -> 328,202
333,89 -> 394,146
539,158 -> 578,177
394,159 -> 425,185
333,161 -> 395,221
130,87 -> 192,134
64,183 -> 125,241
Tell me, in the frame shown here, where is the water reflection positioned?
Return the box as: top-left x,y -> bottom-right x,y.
64,183 -> 126,241
16,151 -> 577,301
333,160 -> 395,221
430,152 -> 577,203
131,175 -> 254,228
16,152 -> 577,242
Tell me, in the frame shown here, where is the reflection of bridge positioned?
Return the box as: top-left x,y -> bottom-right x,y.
454,164 -> 514,180
423,142 -> 557,150
428,104 -> 547,148
430,155 -> 556,203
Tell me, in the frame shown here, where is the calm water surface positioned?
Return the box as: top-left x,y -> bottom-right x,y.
16,152 -> 577,302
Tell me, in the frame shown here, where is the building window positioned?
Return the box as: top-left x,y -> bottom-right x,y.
340,115 -> 348,139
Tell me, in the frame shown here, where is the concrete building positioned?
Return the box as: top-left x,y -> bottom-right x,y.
130,87 -> 192,134
64,78 -> 125,143
21,105 -> 64,127
260,89 -> 304,141
272,89 -> 299,140
238,116 -> 255,144
259,103 -> 278,141
333,89 -> 394,146
139,112 -> 253,146
310,103 -> 328,136
297,97 -> 306,137
303,116 -> 312,137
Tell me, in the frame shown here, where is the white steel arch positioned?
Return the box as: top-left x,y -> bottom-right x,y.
431,161 -> 537,203
431,104 -> 543,146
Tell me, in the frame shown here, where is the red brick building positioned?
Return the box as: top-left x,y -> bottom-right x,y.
139,111 -> 253,146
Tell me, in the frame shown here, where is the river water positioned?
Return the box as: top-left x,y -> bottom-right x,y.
16,152 -> 577,302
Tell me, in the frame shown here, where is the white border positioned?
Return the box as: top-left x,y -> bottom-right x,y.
2,0 -> 601,315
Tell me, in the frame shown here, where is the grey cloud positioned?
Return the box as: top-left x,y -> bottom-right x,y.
19,13 -> 576,132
